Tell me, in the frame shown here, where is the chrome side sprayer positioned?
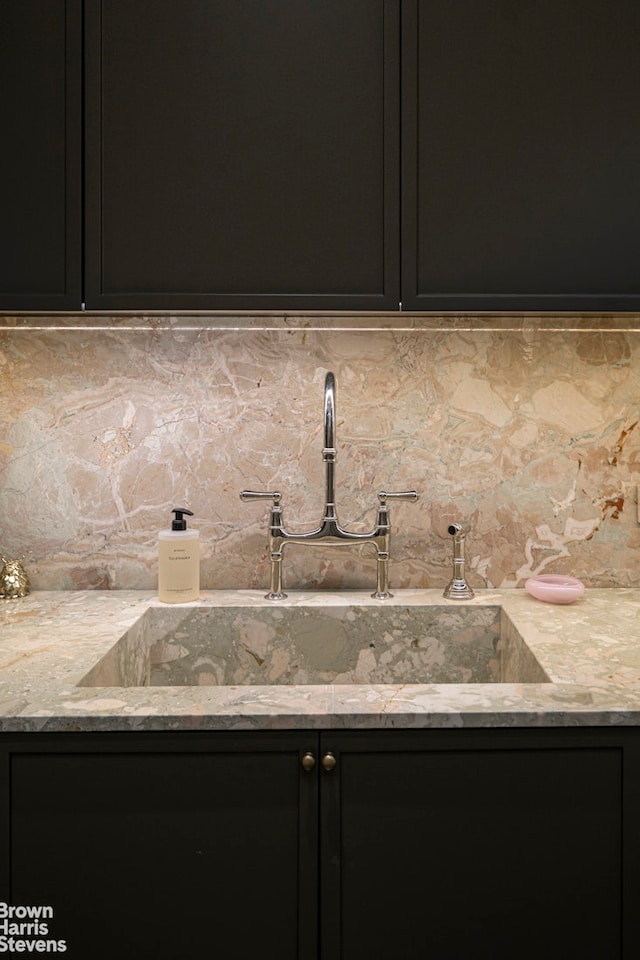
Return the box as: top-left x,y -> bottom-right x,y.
443,522 -> 474,600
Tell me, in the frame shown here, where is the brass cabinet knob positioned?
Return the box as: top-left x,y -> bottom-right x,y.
321,751 -> 337,772
301,752 -> 316,772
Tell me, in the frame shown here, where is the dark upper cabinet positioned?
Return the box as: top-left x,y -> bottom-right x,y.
0,0 -> 82,310
402,0 -> 640,312
84,0 -> 400,311
2,1 -> 640,314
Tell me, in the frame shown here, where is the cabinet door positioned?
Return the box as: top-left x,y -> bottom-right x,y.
85,0 -> 399,311
321,729 -> 622,960
402,0 -> 640,311
3,731 -> 318,960
0,0 -> 82,310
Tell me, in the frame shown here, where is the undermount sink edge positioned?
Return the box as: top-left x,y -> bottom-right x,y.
77,601 -> 550,689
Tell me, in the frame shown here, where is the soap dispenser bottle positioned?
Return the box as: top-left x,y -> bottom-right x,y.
158,508 -> 200,603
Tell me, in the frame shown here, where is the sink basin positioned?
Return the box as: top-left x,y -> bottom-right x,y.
78,603 -> 549,688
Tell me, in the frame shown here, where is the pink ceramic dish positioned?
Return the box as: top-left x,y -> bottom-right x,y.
524,574 -> 585,604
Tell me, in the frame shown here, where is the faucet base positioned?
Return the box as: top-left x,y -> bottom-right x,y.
265,590 -> 288,601
443,578 -> 475,600
372,589 -> 393,600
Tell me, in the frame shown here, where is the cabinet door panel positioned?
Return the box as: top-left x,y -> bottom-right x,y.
8,733 -> 318,960
322,732 -> 621,960
85,0 -> 399,310
0,0 -> 81,309
402,0 -> 640,311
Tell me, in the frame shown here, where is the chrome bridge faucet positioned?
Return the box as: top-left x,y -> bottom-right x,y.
241,372 -> 418,600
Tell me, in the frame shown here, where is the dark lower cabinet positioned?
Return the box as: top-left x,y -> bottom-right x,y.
1,727 -> 639,959
1,732 -> 318,960
322,729 -> 631,960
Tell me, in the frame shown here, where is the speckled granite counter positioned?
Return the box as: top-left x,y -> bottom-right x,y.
0,588 -> 639,731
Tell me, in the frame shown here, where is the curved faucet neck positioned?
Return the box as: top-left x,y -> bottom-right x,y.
323,372 -> 337,520
323,372 -> 336,457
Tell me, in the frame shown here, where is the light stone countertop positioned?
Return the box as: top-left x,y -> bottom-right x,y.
0,588 -> 639,732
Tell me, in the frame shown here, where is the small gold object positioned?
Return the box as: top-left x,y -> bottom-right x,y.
0,557 -> 30,599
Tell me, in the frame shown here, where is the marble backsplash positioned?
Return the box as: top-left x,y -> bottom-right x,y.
1,315 -> 639,592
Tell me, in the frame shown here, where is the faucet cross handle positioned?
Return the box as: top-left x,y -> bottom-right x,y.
240,490 -> 282,505
378,490 -> 419,504
370,490 -> 419,600
240,490 -> 287,599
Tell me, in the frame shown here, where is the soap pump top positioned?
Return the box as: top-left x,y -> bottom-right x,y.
170,508 -> 193,531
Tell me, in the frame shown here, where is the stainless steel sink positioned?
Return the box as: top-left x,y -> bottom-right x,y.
78,603 -> 549,688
